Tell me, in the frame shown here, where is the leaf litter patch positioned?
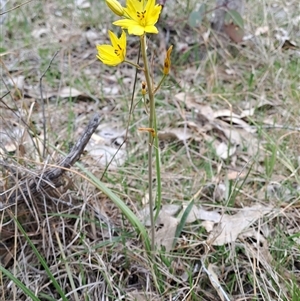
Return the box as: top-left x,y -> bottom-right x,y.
1,0 -> 300,299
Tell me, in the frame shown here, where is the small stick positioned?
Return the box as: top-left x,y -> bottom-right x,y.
0,0 -> 33,15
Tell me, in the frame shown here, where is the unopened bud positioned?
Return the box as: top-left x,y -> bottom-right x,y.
105,0 -> 124,16
142,81 -> 147,95
163,45 -> 173,75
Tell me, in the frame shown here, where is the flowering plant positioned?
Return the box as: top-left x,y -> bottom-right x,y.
96,0 -> 173,252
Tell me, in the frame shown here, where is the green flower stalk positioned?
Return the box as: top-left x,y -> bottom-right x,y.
96,0 -> 172,253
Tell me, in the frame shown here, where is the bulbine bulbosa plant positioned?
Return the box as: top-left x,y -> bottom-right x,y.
96,0 -> 172,252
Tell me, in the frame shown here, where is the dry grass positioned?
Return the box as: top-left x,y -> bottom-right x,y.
1,0 -> 300,300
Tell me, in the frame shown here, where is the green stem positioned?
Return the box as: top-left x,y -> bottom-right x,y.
124,60 -> 143,70
153,74 -> 166,95
153,74 -> 165,221
140,34 -> 155,252
153,74 -> 169,220
153,111 -> 161,222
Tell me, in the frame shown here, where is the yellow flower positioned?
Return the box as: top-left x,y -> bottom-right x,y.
113,0 -> 162,36
96,30 -> 126,66
163,45 -> 173,75
105,0 -> 124,16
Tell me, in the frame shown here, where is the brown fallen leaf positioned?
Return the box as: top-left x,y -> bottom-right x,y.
158,127 -> 193,141
180,205 -> 221,224
155,210 -> 179,252
208,204 -> 273,246
56,87 -> 83,98
207,264 -> 228,301
216,141 -> 237,159
85,126 -> 126,168
127,291 -> 160,301
175,92 -> 214,120
20,85 -> 89,100
223,22 -> 244,43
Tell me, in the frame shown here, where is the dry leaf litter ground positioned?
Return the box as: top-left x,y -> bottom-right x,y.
0,0 -> 300,300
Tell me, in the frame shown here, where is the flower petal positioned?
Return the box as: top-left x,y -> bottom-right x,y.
96,45 -> 123,66
120,30 -> 127,58
108,30 -> 119,48
146,4 -> 162,25
144,25 -> 158,34
113,19 -> 140,29
123,0 -> 141,22
145,0 -> 154,12
114,0 -> 162,36
128,25 -> 146,36
97,44 -> 114,56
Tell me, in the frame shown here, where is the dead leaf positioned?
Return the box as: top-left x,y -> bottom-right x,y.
175,93 -> 214,120
207,264 -> 226,301
57,87 -> 83,98
7,75 -> 25,90
214,119 -> 262,159
213,183 -> 227,202
102,86 -> 119,95
127,291 -> 159,301
0,119 -> 26,155
274,28 -> 297,49
201,220 -> 215,232
98,127 -> 126,140
31,28 -> 49,39
241,98 -> 280,118
138,205 -> 181,226
84,30 -> 99,44
182,205 -> 221,224
75,0 -> 90,8
155,210 -> 179,252
213,109 -> 240,120
87,145 -> 126,167
208,204 -> 273,246
255,26 -> 269,36
223,23 -> 244,43
162,204 -> 182,216
214,120 -> 243,144
221,117 -> 256,134
19,85 -> 88,100
227,170 -> 248,180
216,141 -> 237,159
85,126 -> 126,168
224,68 -> 236,75
282,39 -> 298,50
139,204 -> 221,229
241,229 -> 275,275
158,128 -> 193,141
196,105 -> 215,122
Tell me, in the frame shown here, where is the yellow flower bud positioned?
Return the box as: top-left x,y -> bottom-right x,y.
163,45 -> 173,75
141,81 -> 147,95
105,0 -> 124,16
